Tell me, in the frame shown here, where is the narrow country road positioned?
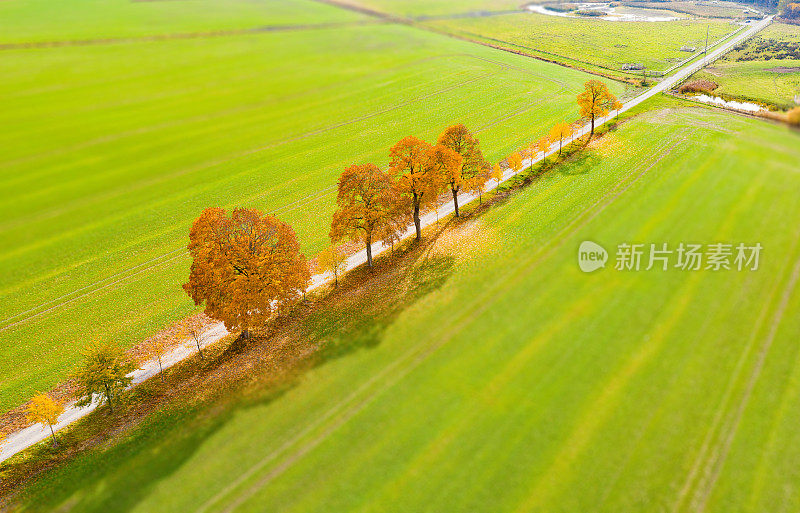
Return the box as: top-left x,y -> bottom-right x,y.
0,15 -> 772,465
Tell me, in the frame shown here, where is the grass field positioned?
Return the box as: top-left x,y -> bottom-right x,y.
0,2 -> 625,413
421,12 -> 740,75
691,23 -> 800,108
0,0 -> 369,44
15,101 -> 800,512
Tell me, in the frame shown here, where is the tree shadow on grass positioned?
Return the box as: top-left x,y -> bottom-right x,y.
304,254 -> 455,365
557,151 -> 602,176
14,245 -> 455,513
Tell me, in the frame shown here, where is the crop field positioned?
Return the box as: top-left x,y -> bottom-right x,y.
625,1 -> 760,19
0,0 -> 370,45
0,1 -> 625,413
422,12 -> 740,75
692,23 -> 800,108
16,102 -> 800,512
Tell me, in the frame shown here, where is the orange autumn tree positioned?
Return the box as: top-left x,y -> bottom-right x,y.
426,144 -> 463,216
549,122 -> 573,155
538,136 -> 551,165
436,124 -> 489,217
390,136 -> 438,241
330,163 -> 407,267
183,208 -> 310,339
577,80 -> 618,137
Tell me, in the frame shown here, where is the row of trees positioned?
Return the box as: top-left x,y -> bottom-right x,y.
329,124 -> 490,266
3,81 -> 622,452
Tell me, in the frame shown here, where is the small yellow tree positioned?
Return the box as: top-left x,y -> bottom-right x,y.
538,136 -> 551,162
613,100 -> 624,121
27,393 -> 64,447
318,245 -> 347,287
507,152 -> 524,175
491,163 -> 504,191
549,122 -> 573,156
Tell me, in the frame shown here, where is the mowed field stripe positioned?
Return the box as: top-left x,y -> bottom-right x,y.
197,130 -> 686,513
672,203 -> 800,512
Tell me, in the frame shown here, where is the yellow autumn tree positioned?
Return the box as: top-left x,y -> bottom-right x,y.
74,342 -> 136,413
577,80 -> 618,137
183,208 -> 310,340
538,136 -> 551,162
27,393 -> 64,447
464,163 -> 491,204
318,245 -> 347,287
613,100 -> 624,120
507,152 -> 524,175
491,163 -> 504,191
549,122 -> 573,156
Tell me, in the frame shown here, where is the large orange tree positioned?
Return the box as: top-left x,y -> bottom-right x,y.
183,208 -> 310,338
437,124 -> 489,216
330,163 -> 407,267
390,136 -> 439,241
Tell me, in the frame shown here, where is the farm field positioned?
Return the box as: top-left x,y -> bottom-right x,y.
0,13 -> 623,412
691,23 -> 800,108
16,103 -> 800,512
421,11 -> 741,76
0,0 -> 368,45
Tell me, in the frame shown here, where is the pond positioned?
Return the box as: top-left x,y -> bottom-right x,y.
527,2 -> 681,22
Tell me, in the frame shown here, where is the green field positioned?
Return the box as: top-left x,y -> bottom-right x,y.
422,12 -> 740,75
0,0 -> 369,44
0,2 -> 624,412
16,102 -> 800,512
691,23 -> 800,109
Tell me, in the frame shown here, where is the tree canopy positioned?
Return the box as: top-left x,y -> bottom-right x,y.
577,80 -> 618,137
330,163 -> 407,267
27,393 -> 64,446
390,136 -> 438,241
183,208 -> 310,335
437,124 -> 489,215
549,122 -> 573,155
74,343 -> 137,413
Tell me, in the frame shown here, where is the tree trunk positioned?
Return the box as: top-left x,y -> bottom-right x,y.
451,188 -> 460,217
158,355 -> 163,382
105,382 -> 113,413
334,268 -> 338,287
49,423 -> 57,447
590,114 -> 595,137
365,235 -> 373,268
196,337 -> 204,359
559,139 -> 563,155
412,193 -> 421,242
